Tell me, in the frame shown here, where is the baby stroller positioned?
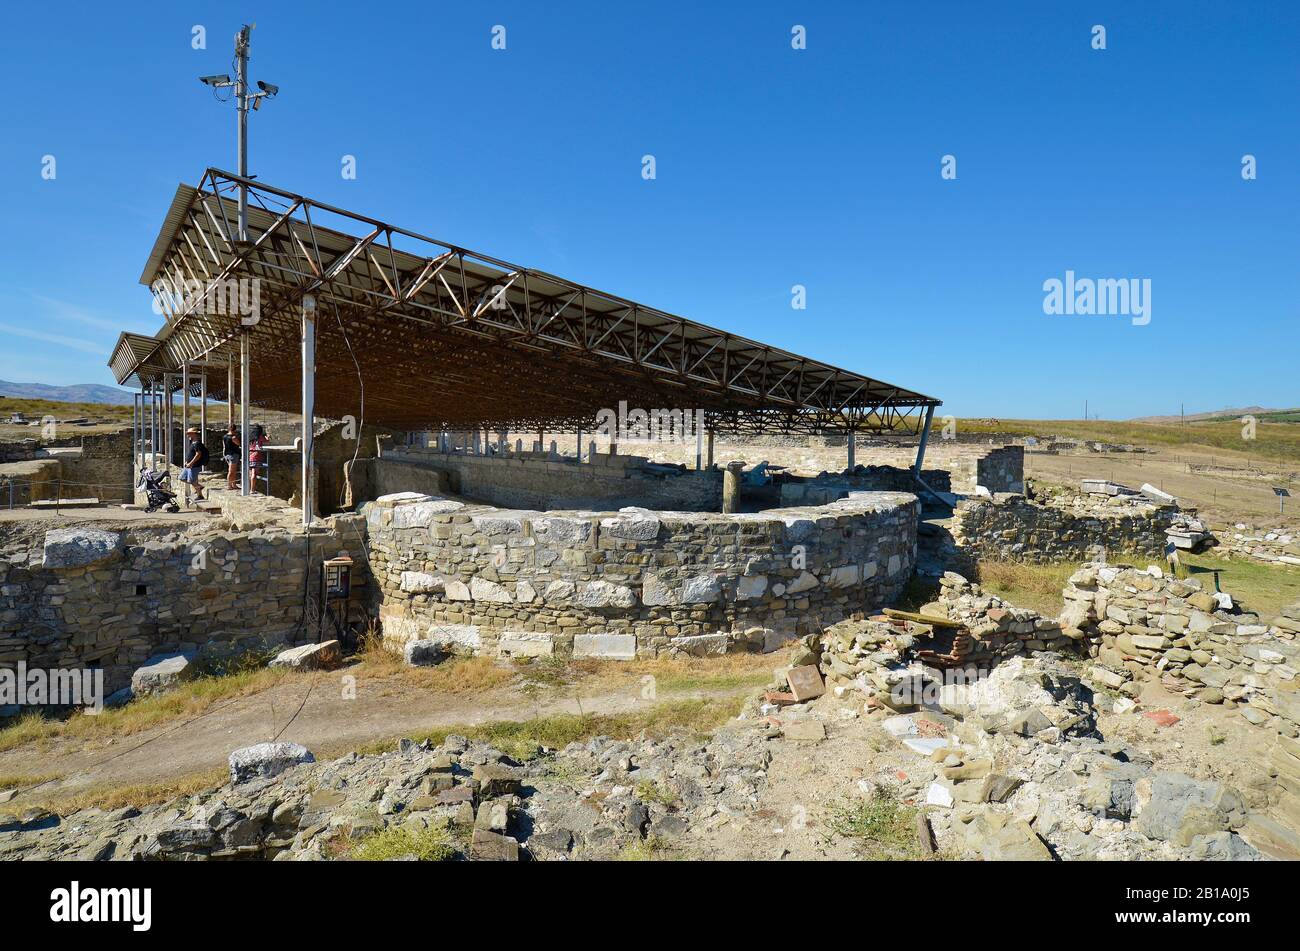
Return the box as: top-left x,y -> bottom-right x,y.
138,468 -> 180,513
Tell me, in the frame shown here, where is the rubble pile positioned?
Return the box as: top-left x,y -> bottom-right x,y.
0,728 -> 772,862
1220,524 -> 1300,568
1065,563 -> 1300,735
851,651 -> 1259,860
817,572 -> 1080,705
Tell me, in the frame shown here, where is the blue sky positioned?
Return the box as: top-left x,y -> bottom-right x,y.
1,1 -> 1296,418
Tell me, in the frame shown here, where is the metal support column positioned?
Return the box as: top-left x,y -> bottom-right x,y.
912,406 -> 936,478
181,362 -> 191,448
163,374 -> 173,470
240,331 -> 251,496
301,294 -> 316,527
199,371 -> 208,445
846,430 -> 856,471
227,355 -> 235,428
132,392 -> 140,472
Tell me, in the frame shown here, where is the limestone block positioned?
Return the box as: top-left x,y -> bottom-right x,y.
573,633 -> 637,660
736,574 -> 768,600
577,580 -> 637,608
497,631 -> 555,658
470,576 -> 514,603
42,528 -> 123,570
680,573 -> 721,604
400,571 -> 443,594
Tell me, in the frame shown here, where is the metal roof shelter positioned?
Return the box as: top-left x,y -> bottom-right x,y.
112,168 -> 939,434
111,168 -> 943,522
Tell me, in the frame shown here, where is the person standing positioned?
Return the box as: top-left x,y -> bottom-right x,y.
222,425 -> 240,491
248,424 -> 268,494
180,426 -> 209,504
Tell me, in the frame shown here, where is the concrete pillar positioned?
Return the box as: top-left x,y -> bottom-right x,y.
846,430 -> 856,471
301,294 -> 316,526
240,331 -> 251,496
722,461 -> 745,514
695,423 -> 704,470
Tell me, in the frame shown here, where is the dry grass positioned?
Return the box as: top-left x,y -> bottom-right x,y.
0,772 -> 62,790
974,560 -> 1077,615
0,667 -> 291,754
356,695 -> 743,761
958,417 -> 1300,467
17,767 -> 228,816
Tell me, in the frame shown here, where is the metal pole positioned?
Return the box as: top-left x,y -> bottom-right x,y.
163,373 -> 173,471
182,362 -> 191,448
846,430 -> 856,471
240,330 -> 251,496
227,354 -> 235,428
235,25 -> 250,243
912,405 -> 936,478
200,371 -> 208,446
576,426 -> 583,463
301,294 -> 316,526
132,392 -> 140,472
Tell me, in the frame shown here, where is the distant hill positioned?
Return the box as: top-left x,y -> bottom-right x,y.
1131,406 -> 1300,424
0,380 -> 135,405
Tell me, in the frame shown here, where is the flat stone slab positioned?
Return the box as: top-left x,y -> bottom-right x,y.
573,633 -> 636,660
41,527 -> 124,569
269,640 -> 341,671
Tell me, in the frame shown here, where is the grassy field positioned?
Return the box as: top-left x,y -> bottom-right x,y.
968,552 -> 1300,619
958,417 -> 1300,467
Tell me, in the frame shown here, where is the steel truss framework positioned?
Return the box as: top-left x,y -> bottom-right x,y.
111,169 -> 941,436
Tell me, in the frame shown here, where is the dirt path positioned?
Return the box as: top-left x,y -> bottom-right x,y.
0,670 -> 749,800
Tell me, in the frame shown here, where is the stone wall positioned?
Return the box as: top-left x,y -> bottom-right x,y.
779,466 -> 951,507
59,430 -> 134,503
0,502 -> 367,694
952,493 -> 1177,563
364,489 -> 919,659
361,446 -> 723,512
0,459 -> 60,506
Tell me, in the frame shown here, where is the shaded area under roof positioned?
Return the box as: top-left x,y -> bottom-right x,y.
111,169 -> 940,435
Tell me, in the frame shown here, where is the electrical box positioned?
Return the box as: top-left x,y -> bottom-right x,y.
323,553 -> 353,601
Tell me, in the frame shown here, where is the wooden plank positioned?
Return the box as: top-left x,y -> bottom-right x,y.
883,608 -> 963,628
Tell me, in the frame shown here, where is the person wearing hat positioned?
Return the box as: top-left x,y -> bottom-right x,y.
180,426 -> 210,504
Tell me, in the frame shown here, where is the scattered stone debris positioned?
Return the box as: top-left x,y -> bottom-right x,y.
0,728 -> 773,862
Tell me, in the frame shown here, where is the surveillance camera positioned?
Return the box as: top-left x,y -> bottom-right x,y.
256,81 -> 279,96
200,74 -> 232,86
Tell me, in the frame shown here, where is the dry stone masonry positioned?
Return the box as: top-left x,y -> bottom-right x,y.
365,489 -> 919,659
952,488 -> 1178,564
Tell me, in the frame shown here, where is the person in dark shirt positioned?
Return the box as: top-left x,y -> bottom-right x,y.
180,426 -> 210,503
222,425 -> 240,491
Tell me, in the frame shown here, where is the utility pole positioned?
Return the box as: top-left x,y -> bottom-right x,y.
235,24 -> 250,242
199,25 -> 280,496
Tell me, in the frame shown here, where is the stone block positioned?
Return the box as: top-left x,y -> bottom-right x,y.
228,742 -> 315,784
573,633 -> 637,660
